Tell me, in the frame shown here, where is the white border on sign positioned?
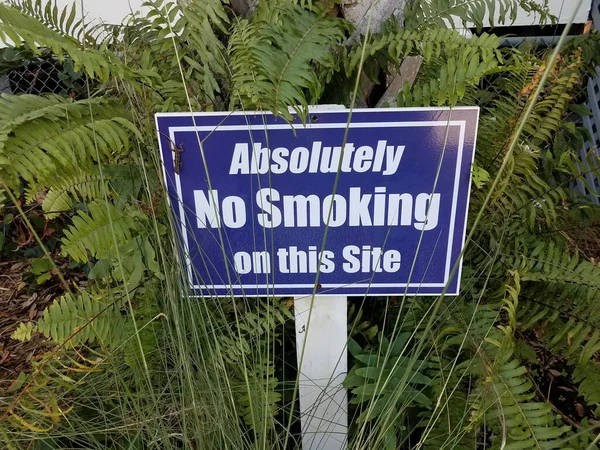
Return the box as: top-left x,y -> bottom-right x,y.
155,105 -> 480,118
155,110 -> 474,295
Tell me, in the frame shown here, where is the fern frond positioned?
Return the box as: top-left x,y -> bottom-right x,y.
179,0 -> 229,101
61,200 -> 142,263
217,297 -> 292,365
345,25 -> 503,107
2,356 -> 77,434
229,3 -> 348,119
404,0 -> 553,31
398,49 -> 500,107
8,0 -> 87,42
0,3 -> 130,81
125,0 -> 229,107
0,94 -> 138,190
347,27 -> 502,73
42,164 -> 142,218
0,185 -> 7,211
33,291 -> 126,346
481,358 -> 573,449
234,365 -> 281,433
518,242 -> 600,317
123,318 -> 159,370
573,363 -> 600,414
0,93 -> 101,127
483,145 -> 566,230
344,334 -> 433,424
420,386 -> 473,450
11,321 -> 35,341
465,306 -> 576,450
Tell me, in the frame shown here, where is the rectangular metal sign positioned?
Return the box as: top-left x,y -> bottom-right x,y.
156,107 -> 479,296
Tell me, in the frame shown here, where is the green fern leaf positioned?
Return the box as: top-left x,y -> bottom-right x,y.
35,291 -> 126,346
404,0 -> 553,31
485,358 -> 573,450
0,93 -> 103,129
345,25 -> 503,108
42,164 -> 141,219
8,0 -> 86,41
61,200 -> 140,263
0,3 -> 129,81
179,0 -> 229,101
11,322 -> 35,341
123,321 -> 158,369
229,3 -> 347,119
573,363 -> 600,411
126,0 -> 229,106
234,365 -> 281,432
0,186 -> 7,212
0,95 -> 138,190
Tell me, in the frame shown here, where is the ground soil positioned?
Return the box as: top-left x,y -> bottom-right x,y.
0,257 -> 62,393
520,328 -> 600,429
565,223 -> 600,261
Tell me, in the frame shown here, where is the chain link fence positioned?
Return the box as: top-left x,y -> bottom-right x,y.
0,49 -> 85,97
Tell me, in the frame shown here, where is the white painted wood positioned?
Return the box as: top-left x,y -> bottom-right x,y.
511,0 -> 591,25
295,296 -> 348,450
341,0 -> 591,38
50,0 -> 147,26
1,0 -> 591,28
456,0 -> 592,28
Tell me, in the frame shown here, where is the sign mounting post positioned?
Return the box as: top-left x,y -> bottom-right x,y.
155,107 -> 479,449
295,294 -> 348,450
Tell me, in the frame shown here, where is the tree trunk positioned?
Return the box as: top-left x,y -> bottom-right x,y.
342,0 -> 407,35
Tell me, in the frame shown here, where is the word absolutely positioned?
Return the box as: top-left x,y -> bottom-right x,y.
229,141 -> 405,175
194,188 -> 441,231
233,245 -> 402,275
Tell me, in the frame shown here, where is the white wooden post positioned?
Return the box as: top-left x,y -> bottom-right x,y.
294,296 -> 348,450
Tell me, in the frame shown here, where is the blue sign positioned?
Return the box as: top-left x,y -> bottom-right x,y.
156,107 -> 479,297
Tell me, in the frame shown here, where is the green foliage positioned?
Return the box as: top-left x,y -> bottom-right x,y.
8,0 -> 87,41
0,3 -> 165,442
207,297 -> 292,433
13,291 -> 127,346
2,0 -> 600,448
477,359 -> 573,449
345,25 -> 504,107
62,200 -> 140,262
0,94 -> 138,191
348,302 -> 379,344
124,0 -> 230,109
216,298 -> 293,365
29,256 -> 54,283
229,3 -> 348,119
472,161 -> 491,189
404,0 -> 553,31
0,3 -> 130,81
2,356 -> 80,434
42,164 -> 142,219
450,31 -> 600,448
235,365 -> 282,433
348,26 -> 501,73
0,185 -> 6,211
345,334 -> 432,419
11,321 -> 35,341
573,363 -> 600,415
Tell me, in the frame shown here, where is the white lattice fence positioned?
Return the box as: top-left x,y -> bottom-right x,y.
576,0 -> 600,201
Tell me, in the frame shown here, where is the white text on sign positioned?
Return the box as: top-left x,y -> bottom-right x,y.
232,246 -> 401,275
194,188 -> 441,231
